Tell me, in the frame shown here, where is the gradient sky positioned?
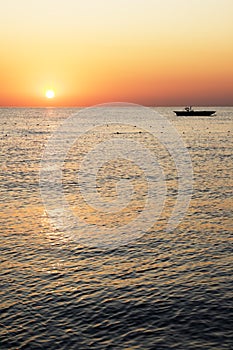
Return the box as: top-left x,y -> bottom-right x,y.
0,0 -> 233,106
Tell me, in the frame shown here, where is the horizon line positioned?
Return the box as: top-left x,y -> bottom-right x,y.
0,104 -> 232,108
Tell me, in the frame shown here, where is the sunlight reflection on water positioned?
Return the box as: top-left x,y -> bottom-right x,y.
0,107 -> 232,349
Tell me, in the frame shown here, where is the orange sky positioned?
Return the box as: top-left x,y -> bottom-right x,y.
0,0 -> 233,106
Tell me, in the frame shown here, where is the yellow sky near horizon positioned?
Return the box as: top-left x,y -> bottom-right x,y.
0,0 -> 233,106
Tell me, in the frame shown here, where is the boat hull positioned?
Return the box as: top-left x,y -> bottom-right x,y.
174,110 -> 216,116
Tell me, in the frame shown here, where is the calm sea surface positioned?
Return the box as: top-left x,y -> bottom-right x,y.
1,107 -> 232,349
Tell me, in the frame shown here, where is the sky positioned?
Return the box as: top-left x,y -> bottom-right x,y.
0,0 -> 233,106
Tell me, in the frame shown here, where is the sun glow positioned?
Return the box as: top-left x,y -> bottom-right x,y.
0,1 -> 232,106
46,89 -> 55,99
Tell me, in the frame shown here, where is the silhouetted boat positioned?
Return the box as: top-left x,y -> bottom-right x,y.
174,106 -> 216,116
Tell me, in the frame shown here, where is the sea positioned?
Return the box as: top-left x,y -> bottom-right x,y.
0,106 -> 232,349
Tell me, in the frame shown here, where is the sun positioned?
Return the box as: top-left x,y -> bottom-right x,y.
46,89 -> 55,99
